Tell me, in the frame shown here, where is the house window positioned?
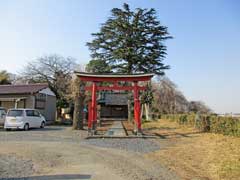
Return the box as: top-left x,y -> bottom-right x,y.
35,93 -> 46,109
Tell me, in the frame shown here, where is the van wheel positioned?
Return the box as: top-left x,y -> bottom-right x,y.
24,123 -> 29,131
40,122 -> 45,128
5,128 -> 11,131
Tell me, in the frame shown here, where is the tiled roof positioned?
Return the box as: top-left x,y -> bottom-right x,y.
74,72 -> 155,78
74,72 -> 154,82
105,94 -> 128,105
0,83 -> 49,95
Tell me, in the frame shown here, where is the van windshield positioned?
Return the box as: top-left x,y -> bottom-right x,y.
7,110 -> 23,117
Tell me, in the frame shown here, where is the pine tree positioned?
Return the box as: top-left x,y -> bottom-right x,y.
87,3 -> 172,75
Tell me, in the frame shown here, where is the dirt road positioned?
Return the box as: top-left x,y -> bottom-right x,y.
0,126 -> 179,180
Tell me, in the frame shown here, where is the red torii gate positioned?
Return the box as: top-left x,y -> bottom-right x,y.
75,72 -> 154,134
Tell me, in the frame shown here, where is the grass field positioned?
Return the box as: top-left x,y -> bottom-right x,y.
143,120 -> 240,180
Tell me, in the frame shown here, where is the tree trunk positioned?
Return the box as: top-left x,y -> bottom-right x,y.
72,78 -> 85,130
73,96 -> 81,129
56,108 -> 62,121
128,99 -> 132,122
144,103 -> 149,121
145,103 -> 153,120
141,104 -> 144,119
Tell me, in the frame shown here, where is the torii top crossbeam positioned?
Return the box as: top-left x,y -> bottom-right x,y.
74,72 -> 154,135
74,72 -> 154,82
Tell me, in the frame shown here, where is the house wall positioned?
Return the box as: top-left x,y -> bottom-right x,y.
36,88 -> 56,121
0,93 -> 56,121
0,94 -> 34,109
1,101 -> 15,109
36,94 -> 56,121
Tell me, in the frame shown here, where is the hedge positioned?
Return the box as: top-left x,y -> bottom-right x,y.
161,114 -> 240,137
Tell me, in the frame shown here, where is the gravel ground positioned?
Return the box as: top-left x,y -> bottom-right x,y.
0,126 -> 179,180
0,126 -> 161,153
84,138 -> 161,153
0,126 -> 87,142
0,154 -> 34,178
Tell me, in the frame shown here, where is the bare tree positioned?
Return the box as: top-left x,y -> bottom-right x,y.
22,54 -> 76,103
174,90 -> 189,113
72,76 -> 85,130
189,101 -> 211,114
152,76 -> 189,114
152,77 -> 212,115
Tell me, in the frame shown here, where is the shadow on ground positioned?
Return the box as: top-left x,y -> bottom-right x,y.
143,130 -> 201,139
31,127 -> 65,131
0,126 -> 66,132
145,127 -> 177,131
1,174 -> 91,180
153,131 -> 201,138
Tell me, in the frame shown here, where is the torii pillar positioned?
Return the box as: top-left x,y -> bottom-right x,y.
134,81 -> 141,133
91,82 -> 97,134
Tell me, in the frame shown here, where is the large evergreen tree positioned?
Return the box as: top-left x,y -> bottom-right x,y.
86,59 -> 112,73
87,3 -> 172,75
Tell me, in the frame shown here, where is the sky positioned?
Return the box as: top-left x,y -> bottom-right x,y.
0,0 -> 239,113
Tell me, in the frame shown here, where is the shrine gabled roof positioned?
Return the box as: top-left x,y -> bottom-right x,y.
74,72 -> 154,82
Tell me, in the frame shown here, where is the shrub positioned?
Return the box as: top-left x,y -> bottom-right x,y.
209,116 -> 240,136
160,113 -> 240,137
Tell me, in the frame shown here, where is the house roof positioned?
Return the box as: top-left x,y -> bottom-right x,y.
0,83 -> 49,95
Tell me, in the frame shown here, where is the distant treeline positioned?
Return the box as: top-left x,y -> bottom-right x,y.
150,77 -> 212,115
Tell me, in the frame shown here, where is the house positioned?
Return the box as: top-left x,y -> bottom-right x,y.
98,93 -> 128,119
0,83 -> 56,121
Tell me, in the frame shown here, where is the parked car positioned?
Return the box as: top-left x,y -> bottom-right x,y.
0,107 -> 7,125
4,109 -> 46,131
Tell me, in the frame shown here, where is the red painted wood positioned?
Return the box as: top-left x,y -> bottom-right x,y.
136,99 -> 141,130
133,82 -> 141,131
91,82 -> 97,130
113,81 -> 118,87
88,101 -> 92,129
85,86 -> 146,91
77,73 -> 154,133
79,76 -> 152,82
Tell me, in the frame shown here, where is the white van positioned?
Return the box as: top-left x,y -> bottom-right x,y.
0,107 -> 6,125
4,109 -> 46,131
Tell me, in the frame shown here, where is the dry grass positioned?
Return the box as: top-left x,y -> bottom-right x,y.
143,119 -> 240,180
